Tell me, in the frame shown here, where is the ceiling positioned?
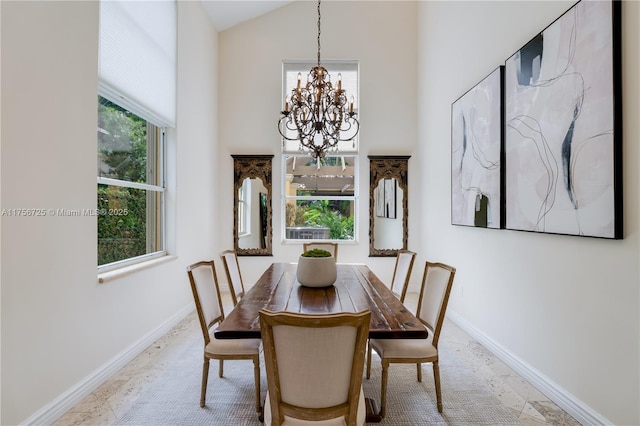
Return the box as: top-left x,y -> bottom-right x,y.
201,1 -> 296,32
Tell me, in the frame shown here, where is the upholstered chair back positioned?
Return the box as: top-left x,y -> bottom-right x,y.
416,262 -> 456,347
187,260 -> 224,346
220,250 -> 245,306
302,242 -> 338,261
260,310 -> 370,425
389,250 -> 416,302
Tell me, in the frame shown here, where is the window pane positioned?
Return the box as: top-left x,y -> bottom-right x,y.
285,155 -> 355,198
97,94 -> 165,269
284,153 -> 357,242
98,96 -> 158,185
285,199 -> 355,241
282,61 -> 358,153
98,184 -> 161,265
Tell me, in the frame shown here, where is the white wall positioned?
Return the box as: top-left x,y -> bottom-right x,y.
417,1 -> 639,425
0,1 -> 219,424
217,1 -> 419,287
3,1 -> 638,424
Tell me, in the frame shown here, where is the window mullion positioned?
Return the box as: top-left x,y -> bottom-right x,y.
97,177 -> 164,193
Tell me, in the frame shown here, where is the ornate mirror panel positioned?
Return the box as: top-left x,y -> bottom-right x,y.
368,155 -> 410,257
232,155 -> 273,256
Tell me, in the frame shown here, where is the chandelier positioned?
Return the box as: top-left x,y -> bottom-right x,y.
277,0 -> 359,159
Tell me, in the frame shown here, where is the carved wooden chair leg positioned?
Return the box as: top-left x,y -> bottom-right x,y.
219,359 -> 224,377
253,356 -> 261,413
200,357 -> 210,407
434,361 -> 443,413
417,362 -> 422,382
366,341 -> 372,379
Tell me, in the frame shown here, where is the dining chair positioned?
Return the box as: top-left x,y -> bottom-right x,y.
366,261 -> 456,417
302,242 -> 338,261
186,260 -> 261,413
389,250 -> 417,303
220,249 -> 246,306
259,309 -> 371,426
366,250 -> 416,374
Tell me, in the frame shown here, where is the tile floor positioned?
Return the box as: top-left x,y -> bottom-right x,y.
54,292 -> 580,425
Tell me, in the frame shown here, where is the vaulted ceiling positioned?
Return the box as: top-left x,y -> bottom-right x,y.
200,1 -> 296,31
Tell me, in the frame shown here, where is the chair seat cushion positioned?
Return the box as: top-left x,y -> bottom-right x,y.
263,388 -> 366,426
370,334 -> 437,360
205,336 -> 261,356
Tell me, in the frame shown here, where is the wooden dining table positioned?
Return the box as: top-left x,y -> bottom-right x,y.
215,262 -> 428,422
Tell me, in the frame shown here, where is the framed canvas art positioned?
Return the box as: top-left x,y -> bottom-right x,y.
451,66 -> 504,229
504,0 -> 622,238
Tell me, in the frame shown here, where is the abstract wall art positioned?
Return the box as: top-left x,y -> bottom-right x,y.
504,0 -> 622,239
451,66 -> 504,229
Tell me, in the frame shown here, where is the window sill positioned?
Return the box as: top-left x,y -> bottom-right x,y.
98,255 -> 177,284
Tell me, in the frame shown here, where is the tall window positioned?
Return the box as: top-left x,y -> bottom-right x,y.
282,61 -> 359,242
98,0 -> 175,270
281,61 -> 359,155
97,97 -> 165,267
284,155 -> 358,241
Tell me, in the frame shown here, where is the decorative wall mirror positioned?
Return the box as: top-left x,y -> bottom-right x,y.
232,155 -> 273,256
368,155 -> 410,257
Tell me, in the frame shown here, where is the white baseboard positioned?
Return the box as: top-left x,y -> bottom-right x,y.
22,304 -> 194,426
447,310 -> 612,426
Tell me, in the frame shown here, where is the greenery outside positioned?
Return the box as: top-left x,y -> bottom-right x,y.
285,156 -> 356,241
287,200 -> 354,240
97,96 -> 159,265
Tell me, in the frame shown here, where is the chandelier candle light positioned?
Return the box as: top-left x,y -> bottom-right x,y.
278,0 -> 359,159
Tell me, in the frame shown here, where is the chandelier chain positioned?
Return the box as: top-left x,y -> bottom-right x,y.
317,0 -> 321,66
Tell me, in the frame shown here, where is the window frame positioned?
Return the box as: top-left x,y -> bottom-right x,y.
97,97 -> 168,273
281,60 -> 360,244
281,60 -> 359,155
282,154 -> 359,243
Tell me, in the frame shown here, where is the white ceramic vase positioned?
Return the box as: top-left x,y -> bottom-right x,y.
296,255 -> 337,287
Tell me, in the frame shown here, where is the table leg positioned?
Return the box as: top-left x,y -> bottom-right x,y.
365,397 -> 382,423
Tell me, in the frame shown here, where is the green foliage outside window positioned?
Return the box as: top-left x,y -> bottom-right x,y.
98,97 -> 147,182
97,185 -> 148,265
97,97 -> 156,265
284,155 -> 356,241
286,199 -> 354,240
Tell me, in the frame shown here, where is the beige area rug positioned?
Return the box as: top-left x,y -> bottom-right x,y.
117,336 -> 521,425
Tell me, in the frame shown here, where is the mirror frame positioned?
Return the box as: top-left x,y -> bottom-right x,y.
232,154 -> 274,256
368,155 -> 410,257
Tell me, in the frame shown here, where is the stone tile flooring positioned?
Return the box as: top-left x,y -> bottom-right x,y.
54,292 -> 580,425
